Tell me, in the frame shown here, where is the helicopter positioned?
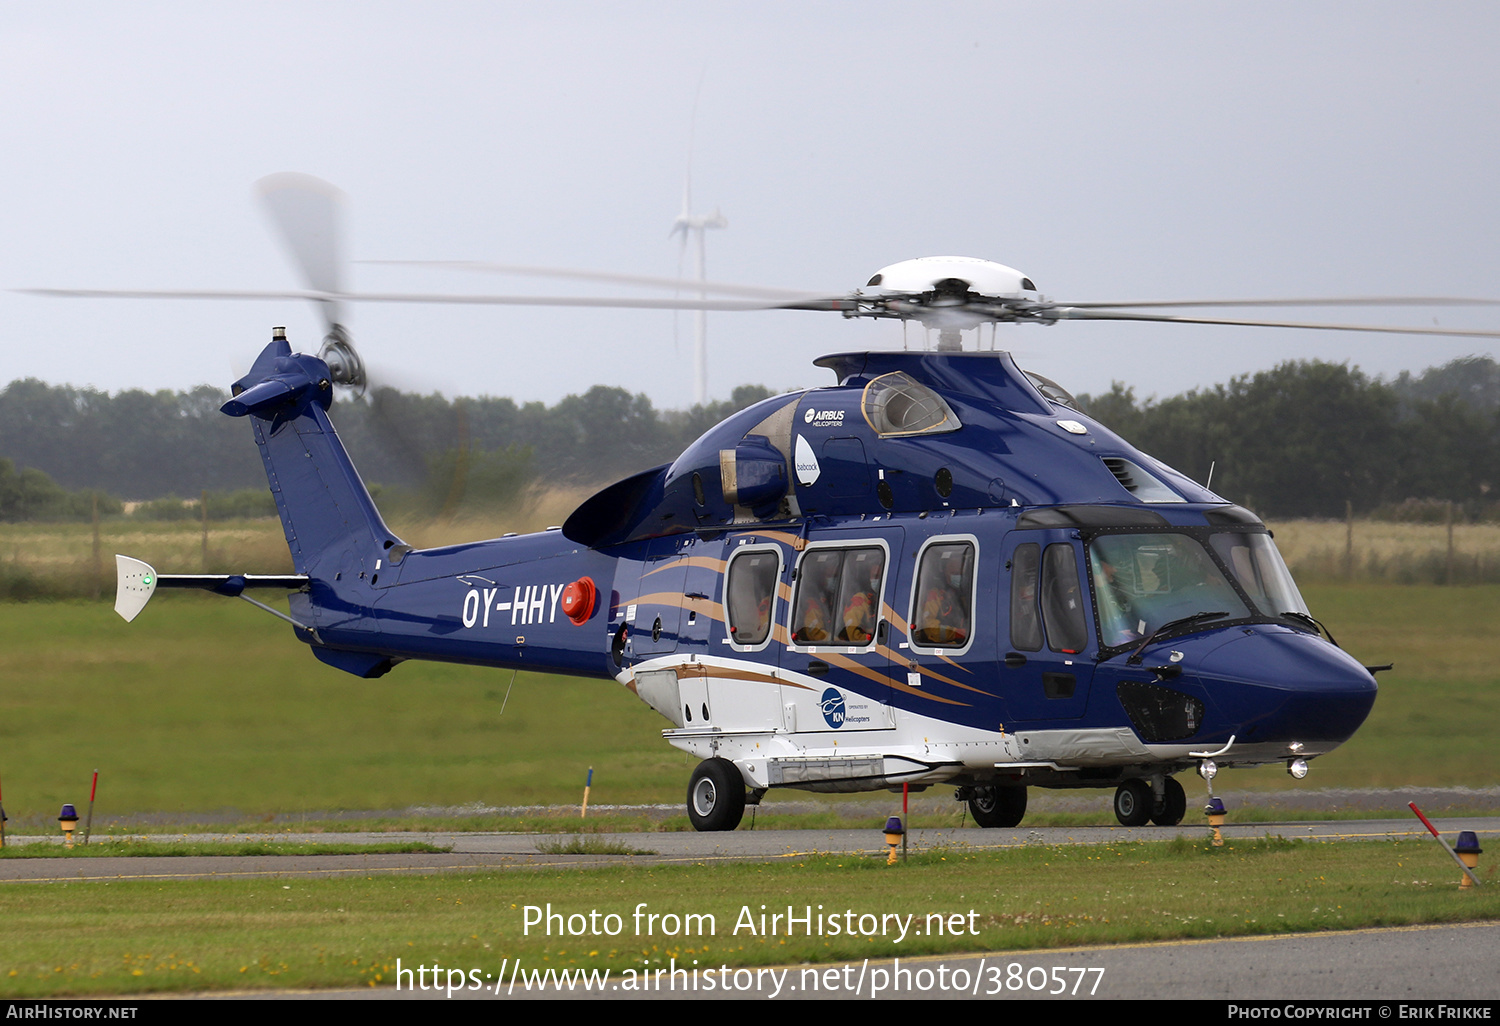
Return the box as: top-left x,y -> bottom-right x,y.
52,176 -> 1500,831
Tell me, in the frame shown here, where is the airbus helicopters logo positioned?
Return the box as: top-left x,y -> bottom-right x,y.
803,407 -> 844,427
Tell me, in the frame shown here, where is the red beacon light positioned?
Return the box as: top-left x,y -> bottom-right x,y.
561,577 -> 597,626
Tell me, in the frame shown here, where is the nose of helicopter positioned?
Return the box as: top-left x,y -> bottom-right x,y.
1192,626 -> 1377,745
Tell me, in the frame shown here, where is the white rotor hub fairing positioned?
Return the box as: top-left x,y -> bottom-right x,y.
866,256 -> 1036,297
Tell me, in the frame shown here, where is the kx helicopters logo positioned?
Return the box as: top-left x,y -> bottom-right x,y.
818,687 -> 873,729
819,688 -> 847,728
803,407 -> 844,427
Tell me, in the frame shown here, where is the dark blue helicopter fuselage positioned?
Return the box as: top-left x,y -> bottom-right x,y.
220,337 -> 1376,801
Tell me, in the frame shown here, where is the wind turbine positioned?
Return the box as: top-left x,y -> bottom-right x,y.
670,185 -> 726,406
670,83 -> 727,408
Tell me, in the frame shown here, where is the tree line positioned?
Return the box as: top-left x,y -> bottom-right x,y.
0,356 -> 1496,522
1075,356 -> 1500,519
0,378 -> 774,518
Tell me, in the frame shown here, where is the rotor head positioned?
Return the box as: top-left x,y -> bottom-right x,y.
317,324 -> 366,395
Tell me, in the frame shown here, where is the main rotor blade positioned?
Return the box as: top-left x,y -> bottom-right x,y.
25,285 -> 1497,334
255,172 -> 347,330
16,286 -> 852,312
16,288 -> 335,301
345,291 -> 851,311
359,260 -> 826,302
1055,296 -> 1500,310
1051,307 -> 1500,339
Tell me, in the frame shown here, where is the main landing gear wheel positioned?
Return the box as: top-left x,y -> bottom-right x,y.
1113,779 -> 1152,827
1150,776 -> 1187,827
968,785 -> 1027,828
687,758 -> 746,832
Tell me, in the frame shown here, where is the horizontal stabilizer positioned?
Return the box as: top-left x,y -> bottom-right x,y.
113,555 -> 308,622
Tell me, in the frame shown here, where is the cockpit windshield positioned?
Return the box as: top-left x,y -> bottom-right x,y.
1090,533 -> 1248,647
1087,529 -> 1306,649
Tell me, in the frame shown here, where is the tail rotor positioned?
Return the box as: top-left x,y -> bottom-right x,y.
255,172 -> 366,394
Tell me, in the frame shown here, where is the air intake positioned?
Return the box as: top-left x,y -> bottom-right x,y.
1101,457 -> 1181,503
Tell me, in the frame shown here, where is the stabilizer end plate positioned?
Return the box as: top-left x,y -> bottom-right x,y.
115,555 -> 158,622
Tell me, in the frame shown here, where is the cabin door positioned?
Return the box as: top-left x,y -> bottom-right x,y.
777,530 -> 902,733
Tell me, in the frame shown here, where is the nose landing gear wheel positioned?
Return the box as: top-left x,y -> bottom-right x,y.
1150,776 -> 1187,827
687,758 -> 746,832
1113,779 -> 1152,827
967,784 -> 1028,828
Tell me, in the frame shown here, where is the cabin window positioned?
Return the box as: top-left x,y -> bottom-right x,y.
860,372 -> 961,437
791,546 -> 886,646
1009,543 -> 1043,651
725,550 -> 779,647
911,541 -> 975,648
1040,543 -> 1089,654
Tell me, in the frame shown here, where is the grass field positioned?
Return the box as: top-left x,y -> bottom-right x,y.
0,594 -> 685,822
0,839 -> 449,858
4,511 -> 1499,598
0,542 -> 1494,997
1270,518 -> 1500,584
0,838 -> 1494,997
0,493 -> 587,599
0,579 -> 1493,828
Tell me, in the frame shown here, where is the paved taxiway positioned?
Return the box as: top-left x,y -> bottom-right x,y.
2,817 -> 1496,883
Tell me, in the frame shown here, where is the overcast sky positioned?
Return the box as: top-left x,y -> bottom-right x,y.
3,2 -> 1498,410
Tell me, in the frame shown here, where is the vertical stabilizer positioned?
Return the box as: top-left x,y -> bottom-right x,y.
223,332 -> 403,581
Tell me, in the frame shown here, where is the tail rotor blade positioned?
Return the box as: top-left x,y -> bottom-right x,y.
255,172 -> 348,331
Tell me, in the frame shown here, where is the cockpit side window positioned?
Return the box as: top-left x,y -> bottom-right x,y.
1209,531 -> 1309,617
725,549 -> 779,647
1009,543 -> 1043,652
1040,543 -> 1088,654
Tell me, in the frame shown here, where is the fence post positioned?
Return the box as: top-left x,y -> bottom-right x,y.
1445,500 -> 1455,586
1344,500 -> 1354,581
91,493 -> 101,601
